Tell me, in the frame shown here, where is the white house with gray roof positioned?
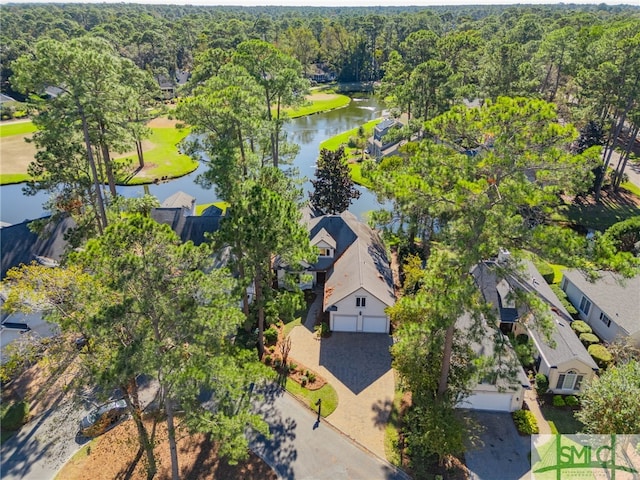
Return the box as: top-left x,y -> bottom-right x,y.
562,270 -> 640,347
474,258 -> 599,396
277,210 -> 395,333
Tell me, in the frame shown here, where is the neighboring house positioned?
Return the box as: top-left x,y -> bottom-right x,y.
161,191 -> 196,216
0,93 -> 16,104
157,70 -> 190,99
561,269 -> 640,347
0,216 -> 74,280
473,256 -> 599,396
277,210 -> 395,334
368,118 -> 403,160
307,63 -> 336,83
455,311 -> 529,413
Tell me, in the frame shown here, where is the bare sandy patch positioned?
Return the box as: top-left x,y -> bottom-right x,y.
0,134 -> 37,174
147,117 -> 180,128
306,92 -> 341,101
112,140 -> 156,160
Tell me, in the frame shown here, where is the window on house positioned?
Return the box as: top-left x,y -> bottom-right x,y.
579,296 -> 592,315
356,296 -> 366,308
318,247 -> 332,257
556,370 -> 584,390
599,312 -> 612,328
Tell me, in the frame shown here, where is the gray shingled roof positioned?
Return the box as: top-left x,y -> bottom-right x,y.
1,216 -> 74,279
562,269 -> 640,336
474,260 -> 598,371
455,312 -> 530,390
307,214 -> 358,272
150,208 -> 221,246
310,227 -> 336,249
323,211 -> 395,310
161,191 -> 195,211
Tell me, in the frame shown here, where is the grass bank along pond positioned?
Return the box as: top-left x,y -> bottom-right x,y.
0,94 -> 389,225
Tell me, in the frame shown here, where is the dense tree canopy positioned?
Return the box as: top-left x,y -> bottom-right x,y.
309,147 -> 361,215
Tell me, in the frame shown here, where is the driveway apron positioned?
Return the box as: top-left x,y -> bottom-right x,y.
288,293 -> 395,459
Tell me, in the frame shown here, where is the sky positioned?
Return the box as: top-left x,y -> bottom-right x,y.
1,0 -> 637,6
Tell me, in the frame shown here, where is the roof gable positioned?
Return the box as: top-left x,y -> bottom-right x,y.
323,211 -> 395,310
473,260 -> 598,370
310,227 -> 336,249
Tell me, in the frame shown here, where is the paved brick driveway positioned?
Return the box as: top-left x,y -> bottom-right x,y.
287,296 -> 395,459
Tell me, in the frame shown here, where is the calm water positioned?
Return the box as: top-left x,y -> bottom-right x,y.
0,96 -> 388,224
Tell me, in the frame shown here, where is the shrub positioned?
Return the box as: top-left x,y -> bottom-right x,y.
549,284 -> 579,317
1,401 -> 30,431
588,344 -> 614,368
264,325 -> 279,345
579,333 -> 600,347
300,375 -> 308,387
565,395 -> 580,407
535,261 -> 555,284
308,372 -> 317,383
512,410 -> 539,435
535,373 -> 549,396
264,355 -> 272,366
314,322 -> 330,337
553,395 -> 566,407
571,321 -> 592,335
289,363 -> 298,372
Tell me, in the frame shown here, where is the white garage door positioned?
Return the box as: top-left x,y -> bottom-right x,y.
362,316 -> 388,333
332,315 -> 357,332
459,393 -> 515,412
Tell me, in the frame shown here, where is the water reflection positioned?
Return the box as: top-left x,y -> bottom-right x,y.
0,95 -> 389,224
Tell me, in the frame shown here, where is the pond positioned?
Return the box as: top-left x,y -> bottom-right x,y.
0,95 -> 389,225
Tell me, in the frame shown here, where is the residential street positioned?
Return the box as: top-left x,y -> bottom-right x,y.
251,384 -> 411,480
0,380 -> 409,480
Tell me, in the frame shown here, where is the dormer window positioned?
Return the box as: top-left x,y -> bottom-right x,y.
318,247 -> 333,257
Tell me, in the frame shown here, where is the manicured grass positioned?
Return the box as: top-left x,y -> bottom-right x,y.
540,404 -> 584,434
286,94 -> 351,118
0,121 -> 37,137
282,317 -> 303,339
348,162 -> 374,189
320,118 -> 382,152
116,126 -> 197,185
0,173 -> 31,185
285,377 -> 338,418
621,182 -> 640,197
556,201 -> 640,232
194,201 -> 229,216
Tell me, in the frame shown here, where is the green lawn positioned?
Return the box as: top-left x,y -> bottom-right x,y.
194,201 -> 229,216
621,182 -> 640,197
0,121 -> 37,137
116,126 -> 197,185
556,200 -> 640,232
540,404 -> 584,434
320,118 -> 382,153
284,378 -> 338,418
348,162 -> 374,189
1,173 -> 31,185
286,94 -> 351,118
282,317 -> 303,339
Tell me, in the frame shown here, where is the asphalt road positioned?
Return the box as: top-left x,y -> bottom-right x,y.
250,385 -> 411,480
1,381 -> 410,480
